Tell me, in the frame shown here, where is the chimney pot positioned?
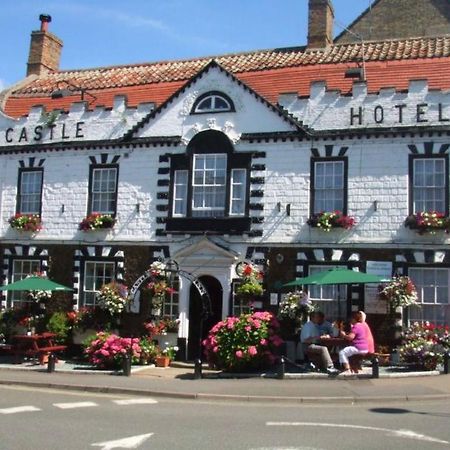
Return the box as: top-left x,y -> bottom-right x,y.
39,14 -> 52,32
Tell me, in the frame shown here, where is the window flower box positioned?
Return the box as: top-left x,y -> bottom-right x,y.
404,212 -> 450,235
307,211 -> 355,232
8,213 -> 42,232
79,213 -> 115,231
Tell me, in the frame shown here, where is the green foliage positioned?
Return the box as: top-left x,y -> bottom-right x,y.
46,312 -> 70,344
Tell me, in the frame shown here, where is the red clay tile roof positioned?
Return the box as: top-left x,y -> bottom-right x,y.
3,36 -> 450,118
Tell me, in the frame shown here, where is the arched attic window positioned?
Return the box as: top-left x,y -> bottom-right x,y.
191,91 -> 235,114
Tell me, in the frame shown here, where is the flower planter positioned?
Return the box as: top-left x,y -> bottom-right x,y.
155,356 -> 171,367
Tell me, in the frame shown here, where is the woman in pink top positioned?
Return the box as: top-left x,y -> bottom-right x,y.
360,311 -> 375,354
338,311 -> 369,374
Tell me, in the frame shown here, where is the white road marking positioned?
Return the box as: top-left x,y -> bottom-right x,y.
91,433 -> 154,449
113,398 -> 158,405
53,401 -> 98,409
266,422 -> 450,445
0,406 -> 41,414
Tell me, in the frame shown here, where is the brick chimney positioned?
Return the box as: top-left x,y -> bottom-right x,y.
26,14 -> 63,76
307,0 -> 334,49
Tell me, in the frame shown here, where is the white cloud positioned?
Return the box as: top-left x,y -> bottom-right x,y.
0,78 -> 5,92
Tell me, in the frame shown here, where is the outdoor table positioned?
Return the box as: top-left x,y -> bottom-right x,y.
318,336 -> 349,362
11,332 -> 66,365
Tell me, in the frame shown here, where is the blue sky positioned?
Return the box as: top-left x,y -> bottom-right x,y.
0,1 -> 370,90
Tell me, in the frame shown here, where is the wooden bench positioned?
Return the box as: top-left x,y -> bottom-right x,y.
12,334 -> 67,365
349,352 -> 390,373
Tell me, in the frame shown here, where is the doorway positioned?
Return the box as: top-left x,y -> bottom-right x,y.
188,275 -> 223,360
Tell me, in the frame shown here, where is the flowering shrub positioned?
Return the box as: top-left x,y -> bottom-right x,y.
404,211 -> 450,235
203,311 -> 283,372
8,213 -> 42,232
84,332 -> 141,369
307,211 -> 355,232
398,322 -> 450,370
235,262 -> 264,301
96,281 -> 129,315
78,213 -> 115,231
378,276 -> 418,310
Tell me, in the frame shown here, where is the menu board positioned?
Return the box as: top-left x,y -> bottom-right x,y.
364,261 -> 392,314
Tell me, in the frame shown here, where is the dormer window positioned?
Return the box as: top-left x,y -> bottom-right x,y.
192,91 -> 235,114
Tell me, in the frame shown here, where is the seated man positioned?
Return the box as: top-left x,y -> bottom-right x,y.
300,311 -> 339,375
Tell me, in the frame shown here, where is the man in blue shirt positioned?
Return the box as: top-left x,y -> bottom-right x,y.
300,311 -> 338,375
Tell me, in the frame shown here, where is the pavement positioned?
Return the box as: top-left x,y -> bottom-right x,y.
0,360 -> 449,404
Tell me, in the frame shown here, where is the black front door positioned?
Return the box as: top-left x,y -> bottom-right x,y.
188,275 -> 223,360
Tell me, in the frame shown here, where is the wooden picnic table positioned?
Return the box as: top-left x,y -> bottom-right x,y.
11,332 -> 66,365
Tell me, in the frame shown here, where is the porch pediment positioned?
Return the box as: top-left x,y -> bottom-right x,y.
173,236 -> 239,266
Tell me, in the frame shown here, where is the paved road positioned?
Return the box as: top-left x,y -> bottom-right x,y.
0,385 -> 449,449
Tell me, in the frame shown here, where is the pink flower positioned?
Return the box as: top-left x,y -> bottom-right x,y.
235,350 -> 243,358
245,326 -> 251,332
260,338 -> 268,346
213,346 -> 219,353
248,346 -> 257,356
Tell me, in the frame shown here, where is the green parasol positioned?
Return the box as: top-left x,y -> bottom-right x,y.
0,276 -> 73,292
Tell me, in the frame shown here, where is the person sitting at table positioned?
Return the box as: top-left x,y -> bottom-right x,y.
338,311 -> 370,374
300,311 -> 339,375
359,311 -> 375,354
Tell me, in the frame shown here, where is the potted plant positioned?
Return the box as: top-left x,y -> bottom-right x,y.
8,213 -> 42,232
404,211 -> 450,234
156,344 -> 179,367
78,213 -> 115,231
307,211 -> 355,232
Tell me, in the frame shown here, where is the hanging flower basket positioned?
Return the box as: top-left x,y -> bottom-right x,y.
8,213 -> 42,232
404,211 -> 450,235
79,213 -> 115,231
307,211 -> 355,232
235,262 -> 264,303
378,276 -> 419,310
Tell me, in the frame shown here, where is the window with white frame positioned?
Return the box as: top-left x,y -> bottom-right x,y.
192,92 -> 234,114
173,170 -> 188,216
10,259 -> 41,306
192,154 -> 227,217
18,169 -> 43,215
83,261 -> 116,306
168,130 -> 251,232
162,278 -> 180,318
408,267 -> 450,326
89,166 -> 118,214
232,281 -> 252,316
412,157 -> 447,214
230,169 -> 247,215
308,265 -> 347,320
312,160 -> 345,213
